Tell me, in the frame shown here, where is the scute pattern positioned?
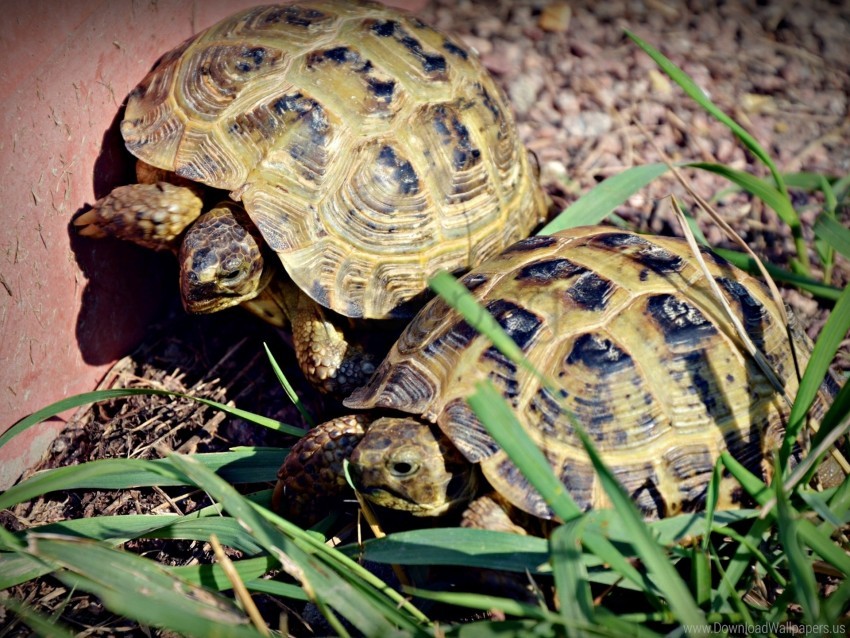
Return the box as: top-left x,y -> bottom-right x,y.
120,0 -> 545,318
346,226 -> 831,519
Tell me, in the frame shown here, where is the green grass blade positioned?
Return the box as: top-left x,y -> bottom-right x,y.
0,449 -> 284,510
0,595 -> 77,638
688,162 -> 799,228
550,519 -> 595,631
429,271 -> 528,368
781,283 -> 850,466
571,414 -> 706,630
467,383 -> 659,602
811,381 -> 850,458
538,163 -> 670,235
405,587 -> 561,624
782,172 -> 842,191
774,465 -> 820,624
353,527 -> 548,573
170,555 -> 280,592
165,453 -> 428,636
625,33 -> 788,198
467,382 -> 580,521
625,31 -> 811,274
242,577 -> 311,601
814,214 -> 850,260
0,553 -> 53,590
823,577 -> 850,624
722,453 -> 850,575
431,271 -> 660,599
263,343 -> 314,428
28,536 -> 265,637
0,387 -> 303,451
5,514 -> 268,555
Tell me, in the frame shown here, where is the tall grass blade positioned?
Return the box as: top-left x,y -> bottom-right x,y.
572,416 -> 706,631
165,453 -> 428,636
625,32 -> 788,197
0,449 -> 283,511
774,464 -> 820,624
814,214 -> 850,260
722,453 -> 850,575
625,31 -> 811,273
712,249 -> 840,301
550,520 -> 595,631
539,163 -> 669,234
780,283 -> 850,467
28,536 -> 265,637
467,382 -> 659,602
263,343 -> 314,428
0,595 -> 77,638
0,387 -> 303,450
687,162 -> 799,228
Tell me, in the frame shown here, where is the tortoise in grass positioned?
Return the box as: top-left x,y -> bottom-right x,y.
274,226 -> 844,530
75,0 -> 547,395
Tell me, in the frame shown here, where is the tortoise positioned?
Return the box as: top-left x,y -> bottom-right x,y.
274,226 -> 844,530
75,0 -> 547,395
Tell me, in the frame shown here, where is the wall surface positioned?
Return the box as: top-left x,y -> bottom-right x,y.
0,0 -> 426,489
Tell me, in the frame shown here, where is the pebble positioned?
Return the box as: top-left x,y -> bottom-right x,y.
509,73 -> 545,115
538,3 -> 571,33
561,111 -> 613,138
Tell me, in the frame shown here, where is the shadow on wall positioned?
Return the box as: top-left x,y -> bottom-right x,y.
69,106 -> 176,366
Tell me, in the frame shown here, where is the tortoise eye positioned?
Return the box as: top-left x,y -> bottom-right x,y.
390,460 -> 419,477
222,268 -> 243,280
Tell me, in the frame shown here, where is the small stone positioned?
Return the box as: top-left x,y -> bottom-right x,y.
648,69 -> 672,96
509,73 -> 545,115
561,111 -> 613,138
538,3 -> 571,33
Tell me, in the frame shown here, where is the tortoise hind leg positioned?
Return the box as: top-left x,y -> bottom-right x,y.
75,181 -> 203,252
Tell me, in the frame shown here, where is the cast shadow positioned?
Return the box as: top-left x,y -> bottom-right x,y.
69,106 -> 176,366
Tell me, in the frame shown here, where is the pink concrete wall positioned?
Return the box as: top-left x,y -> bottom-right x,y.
0,0 -> 427,489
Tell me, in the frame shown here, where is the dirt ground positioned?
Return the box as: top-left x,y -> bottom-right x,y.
2,0 -> 849,635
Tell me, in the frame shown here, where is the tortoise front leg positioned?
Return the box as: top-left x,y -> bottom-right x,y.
274,278 -> 384,396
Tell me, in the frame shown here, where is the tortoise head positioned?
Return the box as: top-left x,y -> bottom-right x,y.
178,202 -> 273,314
348,417 -> 478,516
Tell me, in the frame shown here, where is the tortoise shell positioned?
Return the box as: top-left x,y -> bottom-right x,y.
346,226 -> 833,519
120,0 -> 546,319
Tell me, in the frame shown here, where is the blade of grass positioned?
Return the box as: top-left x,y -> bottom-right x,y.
722,452 -> 850,576
687,162 -> 800,229
712,249 -> 841,301
822,576 -> 850,623
550,519 -> 595,631
0,595 -> 77,638
568,397 -> 706,631
431,271 -> 663,600
165,453 -> 430,637
774,462 -> 820,624
814,214 -> 850,260
172,555 -> 280,593
28,535 -> 264,637
352,527 -> 548,573
5,514 -> 261,555
539,163 -> 670,234
0,449 -> 284,511
780,283 -> 850,468
0,387 -> 303,450
626,31 -> 810,274
467,383 -> 663,605
263,343 -> 314,428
